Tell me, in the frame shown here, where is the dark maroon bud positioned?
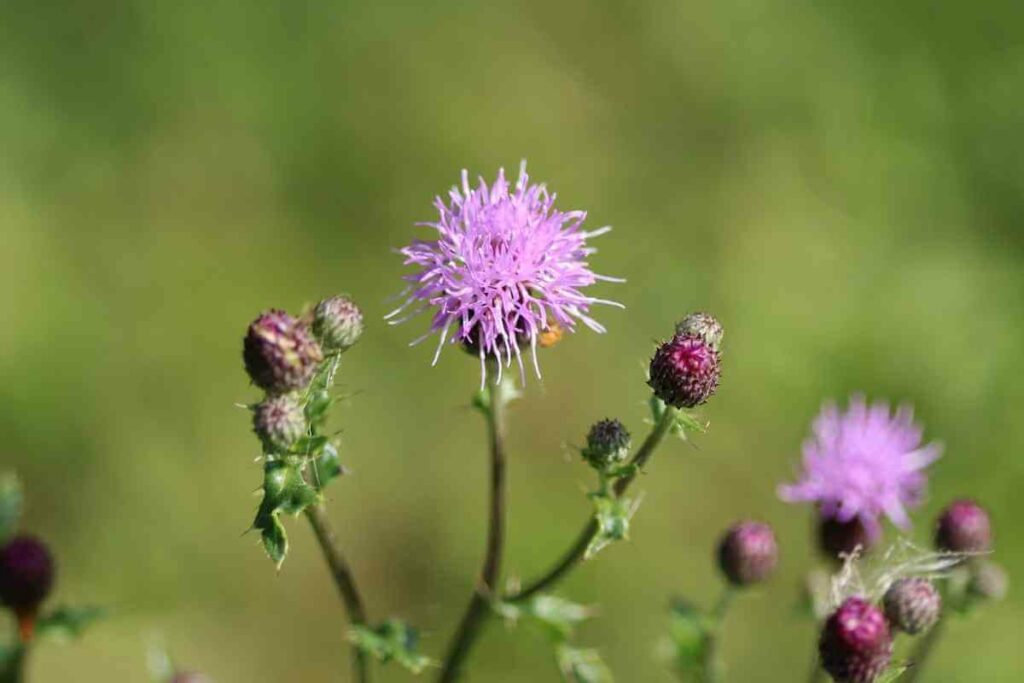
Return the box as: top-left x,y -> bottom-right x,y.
883,578 -> 941,635
819,597 -> 893,683
648,334 -> 721,409
818,515 -> 874,561
717,521 -> 778,587
582,419 -> 631,470
243,310 -> 323,395
0,535 -> 55,620
935,499 -> 991,553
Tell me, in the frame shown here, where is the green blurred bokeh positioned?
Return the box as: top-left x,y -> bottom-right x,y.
1,1 -> 1022,680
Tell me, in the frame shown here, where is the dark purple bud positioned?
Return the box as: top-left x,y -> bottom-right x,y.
883,578 -> 941,635
717,521 -> 778,587
252,395 -> 306,453
582,419 -> 631,470
0,535 -> 55,617
819,597 -> 893,683
313,295 -> 364,352
935,499 -> 991,553
648,335 -> 721,409
674,312 -> 723,352
243,310 -> 323,395
818,515 -> 874,561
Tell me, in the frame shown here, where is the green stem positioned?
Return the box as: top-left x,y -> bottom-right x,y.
702,587 -> 735,683
437,376 -> 510,682
505,406 -> 679,602
903,618 -> 945,683
305,503 -> 370,683
0,643 -> 26,683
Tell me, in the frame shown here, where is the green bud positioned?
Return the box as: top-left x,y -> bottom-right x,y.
252,395 -> 307,454
313,295 -> 364,352
581,419 -> 631,471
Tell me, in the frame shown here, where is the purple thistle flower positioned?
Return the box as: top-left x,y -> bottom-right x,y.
386,162 -> 622,385
778,395 -> 941,542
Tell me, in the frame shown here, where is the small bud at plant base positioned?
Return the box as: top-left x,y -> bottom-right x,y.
969,560 -> 1008,602
818,515 -> 874,561
243,310 -> 323,394
0,535 -> 55,619
647,335 -> 721,409
935,499 -> 991,553
819,597 -> 893,683
675,312 -> 723,352
253,395 -> 307,453
313,295 -> 364,352
717,521 -> 778,587
883,578 -> 941,635
582,419 -> 631,470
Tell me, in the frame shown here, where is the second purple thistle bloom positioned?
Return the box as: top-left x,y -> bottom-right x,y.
778,395 -> 942,542
387,162 -> 622,385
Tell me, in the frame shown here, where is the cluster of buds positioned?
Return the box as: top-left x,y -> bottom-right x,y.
0,534 -> 55,640
716,521 -> 778,588
648,312 -> 722,409
818,597 -> 893,683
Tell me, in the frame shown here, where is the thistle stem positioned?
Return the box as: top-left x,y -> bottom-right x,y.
437,376 -> 510,682
702,587 -> 735,683
305,503 -> 370,683
903,618 -> 945,683
505,406 -> 679,602
0,642 -> 26,683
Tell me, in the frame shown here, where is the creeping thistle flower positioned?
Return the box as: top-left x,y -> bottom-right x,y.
935,498 -> 991,553
243,310 -> 323,394
717,521 -> 778,587
779,395 -> 941,543
386,162 -> 622,386
582,418 -> 631,471
253,395 -> 307,454
647,332 -> 721,409
313,294 -> 364,352
0,534 -> 54,625
818,597 -> 893,683
883,578 -> 941,635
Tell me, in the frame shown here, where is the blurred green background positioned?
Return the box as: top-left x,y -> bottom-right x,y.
1,0 -> 1022,680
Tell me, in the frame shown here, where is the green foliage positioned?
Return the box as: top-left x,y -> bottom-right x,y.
251,459 -> 321,567
585,494 -> 640,560
667,599 -> 716,680
557,645 -> 614,683
35,605 -> 107,641
0,473 -> 22,542
349,620 -> 434,674
649,396 -> 707,441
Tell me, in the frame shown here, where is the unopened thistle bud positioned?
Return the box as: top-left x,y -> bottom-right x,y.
648,334 -> 721,409
969,560 -> 1008,602
243,310 -> 323,394
935,499 -> 991,553
818,515 -> 875,561
253,395 -> 307,453
717,521 -> 778,587
0,535 -> 55,620
582,419 -> 631,470
883,578 -> 941,635
313,295 -> 364,352
675,312 -> 723,352
819,597 -> 893,683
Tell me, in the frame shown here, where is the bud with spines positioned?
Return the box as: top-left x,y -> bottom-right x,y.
253,395 -> 307,454
935,499 -> 991,553
818,597 -> 893,683
0,534 -> 55,625
883,578 -> 941,635
243,310 -> 323,394
818,515 -> 874,561
648,321 -> 722,409
582,419 -> 631,471
313,295 -> 364,352
717,521 -> 778,587
675,312 -> 723,352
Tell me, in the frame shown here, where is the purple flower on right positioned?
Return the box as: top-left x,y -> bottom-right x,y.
779,395 -> 942,543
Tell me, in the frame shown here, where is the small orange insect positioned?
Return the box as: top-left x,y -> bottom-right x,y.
538,322 -> 564,348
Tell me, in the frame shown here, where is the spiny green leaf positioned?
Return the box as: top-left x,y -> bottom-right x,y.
557,645 -> 614,683
291,434 -> 330,458
584,495 -> 639,560
350,620 -> 434,675
668,599 -> 713,675
35,605 -> 106,641
251,460 -> 320,567
312,442 -> 345,491
876,664 -> 909,682
0,473 -> 22,542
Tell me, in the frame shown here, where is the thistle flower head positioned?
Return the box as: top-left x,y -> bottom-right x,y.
883,577 -> 940,635
779,395 -> 941,542
717,521 -> 778,587
675,312 -> 723,352
386,162 -> 621,385
582,418 -> 631,470
818,597 -> 893,683
0,534 -> 55,616
243,310 -> 323,394
935,498 -> 991,553
647,333 -> 721,408
252,395 -> 307,454
313,295 -> 364,352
